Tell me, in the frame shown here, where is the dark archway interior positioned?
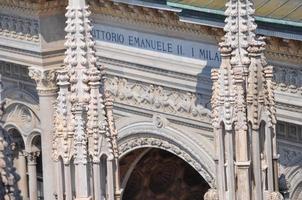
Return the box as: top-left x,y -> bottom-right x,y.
120,148 -> 210,200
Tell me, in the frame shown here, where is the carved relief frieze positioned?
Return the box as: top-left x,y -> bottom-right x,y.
0,14 -> 40,42
274,66 -> 302,95
105,76 -> 211,122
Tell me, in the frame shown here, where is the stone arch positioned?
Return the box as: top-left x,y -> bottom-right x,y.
284,164 -> 302,199
3,102 -> 40,136
25,131 -> 41,153
279,152 -> 302,199
292,181 -> 302,200
117,121 -> 215,188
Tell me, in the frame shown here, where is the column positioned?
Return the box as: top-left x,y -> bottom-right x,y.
29,67 -> 58,200
15,151 -> 29,200
27,151 -> 40,200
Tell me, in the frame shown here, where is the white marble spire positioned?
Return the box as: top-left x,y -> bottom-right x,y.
205,0 -> 283,200
53,0 -> 121,199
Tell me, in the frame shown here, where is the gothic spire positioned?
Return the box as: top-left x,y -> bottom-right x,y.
53,0 -> 121,199
205,0 -> 283,200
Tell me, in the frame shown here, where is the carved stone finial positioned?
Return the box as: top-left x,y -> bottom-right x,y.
28,67 -> 58,95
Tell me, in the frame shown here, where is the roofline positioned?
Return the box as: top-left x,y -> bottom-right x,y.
112,0 -> 182,12
167,2 -> 302,28
109,0 -> 302,41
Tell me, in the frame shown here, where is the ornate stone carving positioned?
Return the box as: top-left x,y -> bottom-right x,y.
25,151 -> 40,165
153,115 -> 166,129
105,77 -> 210,121
274,66 -> 302,95
0,14 -> 39,42
28,67 -> 57,95
119,136 -> 214,187
3,103 -> 39,135
53,1 -> 120,199
0,0 -> 67,16
210,0 -> 282,199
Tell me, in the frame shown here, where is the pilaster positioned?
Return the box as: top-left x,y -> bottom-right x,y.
28,67 -> 58,200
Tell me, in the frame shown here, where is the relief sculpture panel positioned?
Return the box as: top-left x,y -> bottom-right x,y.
105,76 -> 211,122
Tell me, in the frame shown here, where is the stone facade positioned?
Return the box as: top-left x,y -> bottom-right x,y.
0,0 -> 301,200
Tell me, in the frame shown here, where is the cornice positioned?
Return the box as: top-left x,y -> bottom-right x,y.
90,0 -> 302,66
276,102 -> 302,113
1,0 -> 301,65
90,0 -> 224,43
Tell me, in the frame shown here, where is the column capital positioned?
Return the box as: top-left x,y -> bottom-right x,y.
28,67 -> 58,96
26,151 -> 40,165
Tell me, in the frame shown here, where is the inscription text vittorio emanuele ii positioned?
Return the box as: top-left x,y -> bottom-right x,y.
92,24 -> 221,68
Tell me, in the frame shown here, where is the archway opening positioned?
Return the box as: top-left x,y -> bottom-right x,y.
119,148 -> 210,200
